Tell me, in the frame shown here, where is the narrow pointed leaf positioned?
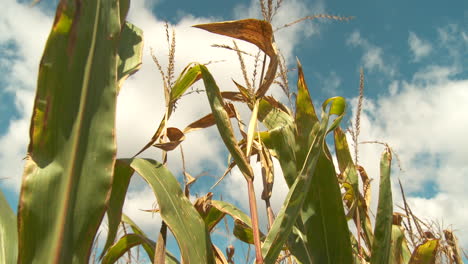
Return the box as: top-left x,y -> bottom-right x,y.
136,63 -> 202,156
0,190 -> 17,263
169,63 -> 202,105
370,148 -> 393,264
102,234 -> 156,264
101,160 -> 134,259
295,59 -> 319,168
335,127 -> 373,247
199,65 -> 253,179
246,100 -> 260,157
121,213 -> 156,259
18,1 -> 131,262
183,103 -> 237,134
120,158 -> 215,264
261,97 -> 348,263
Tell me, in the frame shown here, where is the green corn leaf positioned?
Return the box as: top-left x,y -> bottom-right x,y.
0,190 -> 17,264
409,239 -> 439,264
261,97 -> 347,263
334,127 -> 373,248
117,22 -> 144,90
210,200 -> 253,229
102,234 -> 156,264
199,64 -> 253,180
119,158 -> 215,264
258,98 -> 297,187
294,59 -> 319,168
17,1 -> 136,262
101,160 -> 134,259
121,213 -> 156,260
169,63 -> 202,106
101,232 -> 179,264
370,148 -> 393,264
298,150 -> 354,264
390,225 -> 409,264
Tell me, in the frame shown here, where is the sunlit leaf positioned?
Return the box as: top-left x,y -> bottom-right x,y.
17,1 -> 135,262
409,239 -> 439,264
370,148 -> 393,264
261,97 -> 349,263
120,158 -> 215,264
0,190 -> 17,263
200,64 -> 253,180
117,22 -> 143,90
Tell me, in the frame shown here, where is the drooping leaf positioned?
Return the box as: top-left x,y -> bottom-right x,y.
210,200 -> 254,229
153,127 -> 185,151
101,160 -> 134,259
409,239 -> 439,264
199,64 -> 253,180
17,1 -> 136,262
193,19 -> 278,97
119,158 -> 215,264
261,97 -> 348,263
258,97 -> 297,187
183,103 -> 237,134
169,63 -> 203,108
334,127 -> 373,248
101,234 -> 156,264
0,190 -> 17,263
193,19 -> 275,57
370,148 -> 393,264
135,63 -> 202,157
121,214 -> 156,260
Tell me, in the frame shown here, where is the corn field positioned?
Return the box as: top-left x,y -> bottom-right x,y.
0,0 -> 463,263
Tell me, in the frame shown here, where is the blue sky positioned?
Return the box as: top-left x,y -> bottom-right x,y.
1,0 -> 467,262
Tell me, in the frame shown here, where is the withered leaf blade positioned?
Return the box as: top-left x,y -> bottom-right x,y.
153,127 -> 185,151
194,19 -> 278,98
193,19 -> 275,56
221,91 -> 247,102
184,103 -> 237,134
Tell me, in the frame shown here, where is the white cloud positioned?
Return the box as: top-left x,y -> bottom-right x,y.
321,71 -> 341,96
0,0 -> 320,245
0,0 -> 52,191
347,30 -> 396,76
350,64 -> 468,248
408,32 -> 432,62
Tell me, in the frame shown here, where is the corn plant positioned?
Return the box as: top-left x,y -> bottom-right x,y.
0,0 -> 463,264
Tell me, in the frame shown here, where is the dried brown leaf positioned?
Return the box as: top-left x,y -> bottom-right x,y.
183,103 -> 237,134
153,127 -> 185,151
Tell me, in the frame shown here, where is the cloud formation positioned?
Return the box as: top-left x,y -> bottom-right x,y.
408,32 -> 432,62
347,30 -> 396,76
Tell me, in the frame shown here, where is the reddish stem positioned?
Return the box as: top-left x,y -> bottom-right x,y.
247,179 -> 264,264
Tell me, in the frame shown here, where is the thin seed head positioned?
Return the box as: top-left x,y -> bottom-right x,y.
353,68 -> 364,164
260,0 -> 268,21
233,40 -> 253,92
276,14 -> 354,31
167,28 -> 176,88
